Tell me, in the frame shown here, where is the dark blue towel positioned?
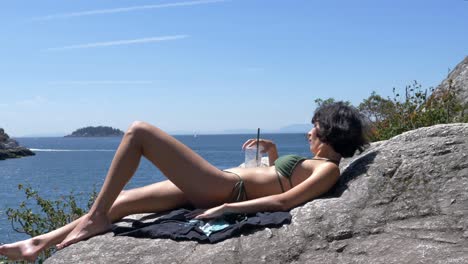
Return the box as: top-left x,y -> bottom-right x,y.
112,208 -> 291,243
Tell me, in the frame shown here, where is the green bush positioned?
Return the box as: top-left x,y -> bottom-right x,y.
1,185 -> 96,263
315,79 -> 466,142
358,80 -> 467,141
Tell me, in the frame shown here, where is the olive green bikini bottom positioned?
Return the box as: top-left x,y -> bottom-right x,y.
223,170 -> 247,202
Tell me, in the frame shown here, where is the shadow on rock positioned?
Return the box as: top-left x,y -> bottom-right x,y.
324,150 -> 378,198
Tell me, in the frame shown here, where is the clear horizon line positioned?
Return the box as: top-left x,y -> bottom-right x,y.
14,130 -> 310,138
44,35 -> 189,51
33,0 -> 229,21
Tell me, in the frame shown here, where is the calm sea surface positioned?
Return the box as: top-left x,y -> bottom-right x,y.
0,133 -> 310,243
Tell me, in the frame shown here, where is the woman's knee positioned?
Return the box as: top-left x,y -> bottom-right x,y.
125,121 -> 154,144
127,121 -> 151,135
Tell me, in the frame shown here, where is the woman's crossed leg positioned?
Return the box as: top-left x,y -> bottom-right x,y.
57,121 -> 236,248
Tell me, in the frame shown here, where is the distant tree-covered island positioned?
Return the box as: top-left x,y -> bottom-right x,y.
65,126 -> 124,137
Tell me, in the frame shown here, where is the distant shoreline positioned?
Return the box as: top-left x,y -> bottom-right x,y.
0,128 -> 35,160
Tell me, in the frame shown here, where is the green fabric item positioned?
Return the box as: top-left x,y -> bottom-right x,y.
274,154 -> 307,192
274,154 -> 307,178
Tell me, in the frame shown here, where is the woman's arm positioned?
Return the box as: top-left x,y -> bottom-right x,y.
192,162 -> 340,219
189,195 -> 283,219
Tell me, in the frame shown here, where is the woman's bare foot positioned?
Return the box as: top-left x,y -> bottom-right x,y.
0,238 -> 44,262
56,213 -> 112,249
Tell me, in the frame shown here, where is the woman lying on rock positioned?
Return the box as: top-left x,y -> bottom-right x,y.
0,102 -> 368,262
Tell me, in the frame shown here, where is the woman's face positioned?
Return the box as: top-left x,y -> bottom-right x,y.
308,122 -> 321,154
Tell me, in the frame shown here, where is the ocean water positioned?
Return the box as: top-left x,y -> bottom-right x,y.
0,133 -> 310,244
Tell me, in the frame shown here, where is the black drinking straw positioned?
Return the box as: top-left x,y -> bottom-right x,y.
256,128 -> 260,163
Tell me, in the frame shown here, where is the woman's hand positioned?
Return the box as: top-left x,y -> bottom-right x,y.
242,138 -> 276,154
186,204 -> 229,220
242,138 -> 278,165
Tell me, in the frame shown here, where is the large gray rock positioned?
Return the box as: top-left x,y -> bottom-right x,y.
46,124 -> 468,264
434,56 -> 468,110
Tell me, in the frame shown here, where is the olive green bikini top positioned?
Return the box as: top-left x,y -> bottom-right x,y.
275,154 -> 307,178
274,154 -> 338,192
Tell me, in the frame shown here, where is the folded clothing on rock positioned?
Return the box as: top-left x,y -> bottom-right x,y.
112,208 -> 291,243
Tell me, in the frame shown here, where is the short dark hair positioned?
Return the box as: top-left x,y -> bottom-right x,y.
312,101 -> 369,158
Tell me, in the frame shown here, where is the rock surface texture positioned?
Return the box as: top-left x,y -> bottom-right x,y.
435,56 -> 468,109
0,128 -> 34,160
46,124 -> 468,264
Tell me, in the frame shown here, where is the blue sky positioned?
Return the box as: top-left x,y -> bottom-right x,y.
0,0 -> 467,137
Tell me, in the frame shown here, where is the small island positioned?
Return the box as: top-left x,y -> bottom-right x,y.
0,128 -> 35,160
65,126 -> 125,137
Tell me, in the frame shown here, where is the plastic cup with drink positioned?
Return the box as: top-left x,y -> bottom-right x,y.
244,128 -> 263,168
